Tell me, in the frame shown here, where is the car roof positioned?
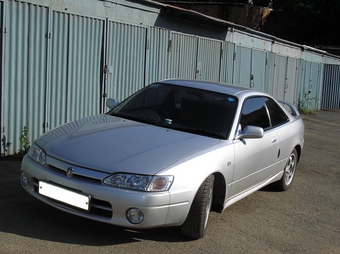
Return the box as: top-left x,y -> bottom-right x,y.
157,79 -> 255,97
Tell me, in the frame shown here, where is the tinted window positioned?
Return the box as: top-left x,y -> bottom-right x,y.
263,97 -> 289,127
240,97 -> 270,130
109,83 -> 238,139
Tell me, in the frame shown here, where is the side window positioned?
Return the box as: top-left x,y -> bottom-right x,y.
240,97 -> 270,130
263,97 -> 289,127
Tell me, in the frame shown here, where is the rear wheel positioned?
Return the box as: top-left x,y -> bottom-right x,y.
275,148 -> 298,191
181,174 -> 214,239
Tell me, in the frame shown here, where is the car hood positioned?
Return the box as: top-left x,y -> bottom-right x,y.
36,114 -> 220,174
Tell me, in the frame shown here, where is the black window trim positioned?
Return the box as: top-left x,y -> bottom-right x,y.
239,95 -> 290,133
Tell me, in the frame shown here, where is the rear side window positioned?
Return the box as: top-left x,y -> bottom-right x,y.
240,97 -> 270,130
263,97 -> 289,127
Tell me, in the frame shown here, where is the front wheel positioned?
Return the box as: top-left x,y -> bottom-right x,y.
275,148 -> 298,191
181,174 -> 214,239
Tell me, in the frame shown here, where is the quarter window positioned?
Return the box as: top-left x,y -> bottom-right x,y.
263,97 -> 289,127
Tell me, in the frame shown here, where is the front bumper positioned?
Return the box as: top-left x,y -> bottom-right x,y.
20,155 -> 189,228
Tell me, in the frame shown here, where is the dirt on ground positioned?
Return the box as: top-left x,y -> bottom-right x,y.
0,110 -> 339,254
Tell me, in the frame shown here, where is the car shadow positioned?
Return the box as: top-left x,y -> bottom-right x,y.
0,161 -> 192,245
258,184 -> 278,192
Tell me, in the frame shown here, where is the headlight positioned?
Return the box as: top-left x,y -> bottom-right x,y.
103,173 -> 173,192
28,143 -> 46,165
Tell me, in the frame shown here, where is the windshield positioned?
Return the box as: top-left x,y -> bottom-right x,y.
108,83 -> 238,139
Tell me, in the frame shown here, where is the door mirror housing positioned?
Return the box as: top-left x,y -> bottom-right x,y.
106,98 -> 120,109
236,125 -> 264,140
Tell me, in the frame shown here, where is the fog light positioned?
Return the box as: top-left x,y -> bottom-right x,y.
126,208 -> 144,224
21,171 -> 27,186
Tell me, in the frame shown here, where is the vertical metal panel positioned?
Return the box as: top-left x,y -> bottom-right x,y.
27,4 -> 49,142
293,59 -> 301,106
48,11 -> 69,129
105,21 -> 147,102
310,62 -> 322,110
145,26 -> 171,85
251,49 -> 268,92
0,0 -> 5,155
1,1 -> 48,155
264,52 -> 275,93
299,60 -> 322,110
0,0 -> 2,72
272,55 -> 287,101
48,12 -> 104,129
322,65 -> 340,109
197,37 -> 222,81
169,32 -> 197,79
2,0 -> 29,155
267,52 -> 276,96
299,60 -> 309,108
66,14 -> 103,122
233,45 -> 251,87
220,41 -> 234,84
283,57 -> 299,105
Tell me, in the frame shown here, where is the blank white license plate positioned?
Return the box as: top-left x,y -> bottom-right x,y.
39,181 -> 90,211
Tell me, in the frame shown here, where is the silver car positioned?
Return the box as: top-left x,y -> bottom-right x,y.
21,79 -> 304,239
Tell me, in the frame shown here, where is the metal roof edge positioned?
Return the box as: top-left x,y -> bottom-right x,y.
128,0 -> 340,59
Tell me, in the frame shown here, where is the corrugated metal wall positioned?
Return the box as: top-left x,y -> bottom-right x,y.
196,38 -> 222,81
48,12 -> 104,129
145,27 -> 171,85
322,65 -> 340,109
233,46 -> 252,88
1,0 -> 340,156
169,32 -> 197,80
299,60 -> 323,110
220,42 -> 235,84
272,55 -> 288,101
0,0 -> 4,155
2,1 -> 48,155
1,2 -> 104,155
285,57 -> 299,105
105,21 -> 146,102
251,49 -> 268,92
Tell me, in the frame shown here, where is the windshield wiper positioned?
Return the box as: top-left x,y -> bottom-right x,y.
110,113 -> 157,123
187,128 -> 225,139
133,116 -> 159,124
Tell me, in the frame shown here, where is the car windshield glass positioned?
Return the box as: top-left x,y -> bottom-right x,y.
108,83 -> 238,139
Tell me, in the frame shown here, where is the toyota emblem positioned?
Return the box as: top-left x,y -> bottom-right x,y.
66,167 -> 74,177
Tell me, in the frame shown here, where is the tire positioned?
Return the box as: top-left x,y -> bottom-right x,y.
275,148 -> 298,191
181,174 -> 214,239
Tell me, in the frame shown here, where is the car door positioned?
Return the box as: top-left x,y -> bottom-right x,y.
262,97 -> 291,176
229,97 -> 281,197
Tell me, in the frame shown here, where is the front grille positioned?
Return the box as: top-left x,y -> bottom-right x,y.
48,165 -> 102,184
32,177 -> 113,218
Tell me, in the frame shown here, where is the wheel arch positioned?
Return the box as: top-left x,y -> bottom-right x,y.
294,144 -> 302,163
212,172 -> 226,213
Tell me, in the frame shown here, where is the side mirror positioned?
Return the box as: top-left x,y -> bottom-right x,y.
106,98 -> 119,109
236,125 -> 264,140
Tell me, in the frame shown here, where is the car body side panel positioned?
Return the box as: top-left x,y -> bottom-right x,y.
161,142 -> 235,225
230,128 -> 281,197
275,117 -> 305,160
